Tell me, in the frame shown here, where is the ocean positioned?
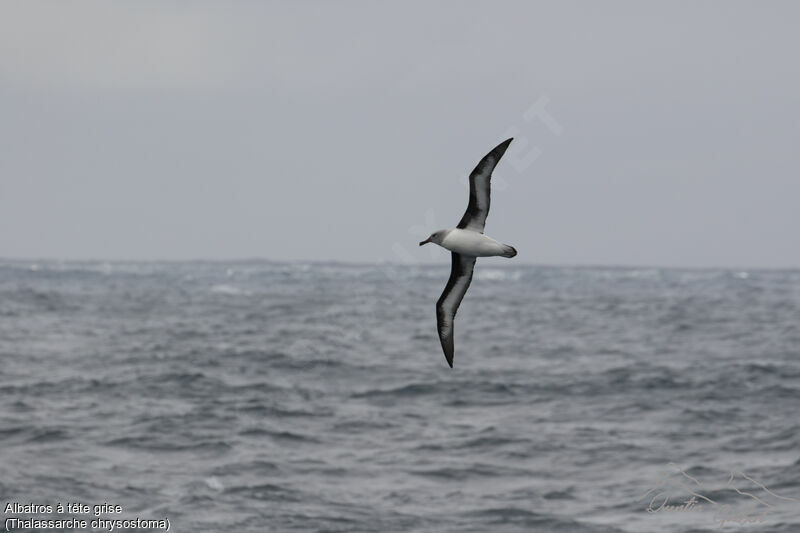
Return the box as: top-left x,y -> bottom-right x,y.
1,260 -> 798,532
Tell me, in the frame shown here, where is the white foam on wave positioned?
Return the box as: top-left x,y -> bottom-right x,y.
475,269 -> 521,281
210,284 -> 248,295
205,477 -> 224,491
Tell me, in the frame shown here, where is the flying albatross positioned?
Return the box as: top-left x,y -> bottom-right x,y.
419,138 -> 517,367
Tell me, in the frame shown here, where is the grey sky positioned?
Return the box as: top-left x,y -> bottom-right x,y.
1,2 -> 798,268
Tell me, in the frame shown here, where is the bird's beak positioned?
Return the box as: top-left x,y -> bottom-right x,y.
419,238 -> 431,246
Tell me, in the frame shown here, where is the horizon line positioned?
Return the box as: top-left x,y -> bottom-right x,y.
1,256 -> 798,273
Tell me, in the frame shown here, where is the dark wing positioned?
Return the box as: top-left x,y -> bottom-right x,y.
436,252 -> 477,368
456,138 -> 513,233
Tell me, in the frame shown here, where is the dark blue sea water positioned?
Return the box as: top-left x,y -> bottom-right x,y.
1,260 -> 799,532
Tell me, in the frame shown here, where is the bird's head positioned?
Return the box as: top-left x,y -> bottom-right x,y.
419,230 -> 447,247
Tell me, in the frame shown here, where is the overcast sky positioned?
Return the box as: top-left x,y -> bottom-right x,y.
1,2 -> 799,268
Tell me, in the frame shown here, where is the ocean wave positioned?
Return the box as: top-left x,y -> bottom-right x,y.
3,261 -> 799,532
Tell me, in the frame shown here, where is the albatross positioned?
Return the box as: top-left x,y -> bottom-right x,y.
419,138 -> 517,368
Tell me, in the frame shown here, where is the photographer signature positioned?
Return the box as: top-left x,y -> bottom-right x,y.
638,462 -> 800,528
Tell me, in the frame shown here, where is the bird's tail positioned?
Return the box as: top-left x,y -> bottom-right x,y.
501,244 -> 517,258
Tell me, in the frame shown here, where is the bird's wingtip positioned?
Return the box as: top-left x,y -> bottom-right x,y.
492,138 -> 513,155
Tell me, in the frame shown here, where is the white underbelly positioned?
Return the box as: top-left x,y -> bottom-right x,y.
441,229 -> 506,257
